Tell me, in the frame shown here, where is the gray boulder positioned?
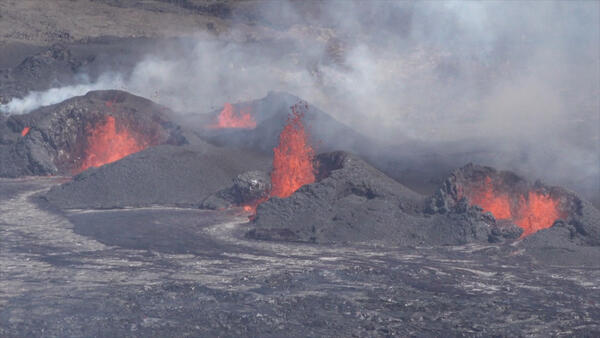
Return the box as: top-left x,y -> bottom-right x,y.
201,170 -> 271,210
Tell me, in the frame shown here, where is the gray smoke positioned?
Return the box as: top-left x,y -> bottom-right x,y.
1,1 -> 598,200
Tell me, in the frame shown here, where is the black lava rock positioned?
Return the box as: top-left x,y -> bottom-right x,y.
201,170 -> 271,210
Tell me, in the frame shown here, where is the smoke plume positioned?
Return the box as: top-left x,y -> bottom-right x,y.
1,1 -> 598,201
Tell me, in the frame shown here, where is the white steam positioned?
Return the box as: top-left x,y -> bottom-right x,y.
1,1 -> 598,200
0,74 -> 126,114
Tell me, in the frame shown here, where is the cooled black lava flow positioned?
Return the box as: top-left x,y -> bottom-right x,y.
1,178 -> 599,336
0,90 -> 187,177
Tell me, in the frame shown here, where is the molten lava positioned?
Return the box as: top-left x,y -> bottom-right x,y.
21,127 -> 30,137
232,103 -> 315,215
78,116 -> 148,173
210,103 -> 256,129
270,103 -> 316,198
469,177 -> 512,219
515,192 -> 564,237
467,176 -> 565,237
242,196 -> 269,215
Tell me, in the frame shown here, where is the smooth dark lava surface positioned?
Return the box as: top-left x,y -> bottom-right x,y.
1,177 -> 599,337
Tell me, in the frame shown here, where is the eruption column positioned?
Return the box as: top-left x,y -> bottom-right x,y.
270,103 -> 316,198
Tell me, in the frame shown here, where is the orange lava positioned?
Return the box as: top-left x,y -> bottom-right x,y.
210,103 -> 256,129
231,103 -> 315,216
469,177 -> 512,219
467,176 -> 565,237
21,126 -> 30,137
242,196 -> 268,214
77,116 -> 148,173
270,104 -> 316,198
515,192 -> 564,237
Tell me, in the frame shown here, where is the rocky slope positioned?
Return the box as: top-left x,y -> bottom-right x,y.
44,144 -> 271,209
0,90 -> 186,177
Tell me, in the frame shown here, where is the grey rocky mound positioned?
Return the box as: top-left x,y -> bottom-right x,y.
517,185 -> 600,265
43,144 -> 271,209
247,156 -> 600,265
426,163 -> 600,265
201,170 -> 271,210
0,90 -> 186,177
427,163 -> 600,246
247,151 -> 496,246
199,91 -> 378,157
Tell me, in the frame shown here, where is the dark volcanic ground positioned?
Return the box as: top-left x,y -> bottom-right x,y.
1,178 -> 599,336
1,2 -> 599,336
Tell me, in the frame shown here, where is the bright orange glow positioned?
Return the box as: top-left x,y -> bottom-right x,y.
469,177 -> 512,219
21,127 -> 30,137
466,176 -> 565,237
270,104 -> 315,198
232,103 -> 315,216
515,192 -> 564,237
210,103 -> 256,129
242,196 -> 268,214
77,116 -> 148,173
470,177 -> 512,219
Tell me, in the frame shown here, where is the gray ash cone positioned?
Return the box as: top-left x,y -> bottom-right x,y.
43,144 -> 271,210
199,91 -> 378,156
0,90 -> 186,177
425,163 -> 600,266
426,163 -> 600,244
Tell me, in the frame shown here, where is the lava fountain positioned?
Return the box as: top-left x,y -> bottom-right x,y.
241,102 -> 316,214
466,176 -> 565,237
77,115 -> 148,173
270,102 -> 316,198
515,192 -> 564,237
21,127 -> 30,137
469,177 -> 513,220
210,103 -> 256,129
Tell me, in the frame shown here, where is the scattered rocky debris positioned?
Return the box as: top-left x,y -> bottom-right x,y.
201,170 -> 271,210
488,219 -> 523,242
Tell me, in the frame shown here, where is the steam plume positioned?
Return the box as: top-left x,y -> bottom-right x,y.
1,1 -> 597,201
